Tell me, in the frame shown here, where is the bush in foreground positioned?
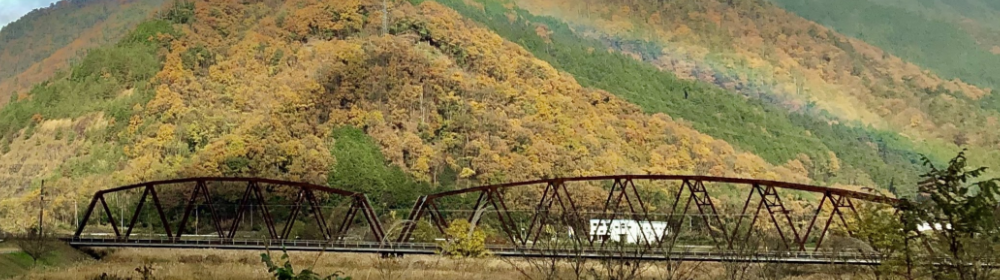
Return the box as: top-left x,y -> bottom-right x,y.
261,250 -> 351,280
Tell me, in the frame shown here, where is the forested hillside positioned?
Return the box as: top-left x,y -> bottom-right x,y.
422,0 -> 1000,191
1,0 -> 996,235
0,0 -> 164,105
424,0 -> 928,190
0,0 -> 817,232
771,0 -> 1000,94
509,0 -> 1000,150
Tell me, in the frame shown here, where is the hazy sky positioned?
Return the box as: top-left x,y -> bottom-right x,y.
0,0 -> 61,28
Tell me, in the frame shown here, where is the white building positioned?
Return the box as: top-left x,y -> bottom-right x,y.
588,219 -> 669,244
917,222 -> 951,232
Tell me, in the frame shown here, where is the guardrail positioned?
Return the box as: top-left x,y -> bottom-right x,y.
62,235 -> 884,265
66,236 -> 438,251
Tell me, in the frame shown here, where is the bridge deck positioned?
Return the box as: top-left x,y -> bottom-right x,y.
64,237 -> 882,265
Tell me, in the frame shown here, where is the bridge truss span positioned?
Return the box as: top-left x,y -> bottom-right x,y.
69,175 -> 901,263
74,177 -> 385,242
396,175 -> 898,253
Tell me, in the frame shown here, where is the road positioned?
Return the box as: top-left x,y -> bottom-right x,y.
0,247 -> 19,254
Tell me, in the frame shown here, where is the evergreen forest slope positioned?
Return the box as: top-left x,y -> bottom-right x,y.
508,0 -> 1000,150
771,0 -> 1000,95
437,0 -> 1000,192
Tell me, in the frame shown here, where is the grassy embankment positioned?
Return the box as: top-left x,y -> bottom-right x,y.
15,248 -> 862,280
0,241 -> 91,279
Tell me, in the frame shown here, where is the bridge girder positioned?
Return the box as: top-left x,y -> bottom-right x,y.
73,175 -> 898,255
74,177 -> 385,242
396,175 -> 897,253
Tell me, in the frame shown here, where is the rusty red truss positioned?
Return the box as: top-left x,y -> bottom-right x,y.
74,177 -> 385,242
73,175 -> 899,255
396,175 -> 898,253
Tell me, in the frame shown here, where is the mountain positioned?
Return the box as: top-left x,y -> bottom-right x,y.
0,0 -> 995,234
0,0 -> 812,232
769,0 -> 1000,120
771,0 -> 1000,93
0,0 -> 165,106
511,0 -> 1000,145
431,0 -> 1000,187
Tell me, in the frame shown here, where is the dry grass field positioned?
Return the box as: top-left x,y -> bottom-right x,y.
15,249 -> 523,280
7,247 -> 876,280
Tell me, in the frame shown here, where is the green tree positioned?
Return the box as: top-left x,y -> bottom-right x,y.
901,150 -> 1000,280
327,127 -> 431,209
855,201 -> 924,280
11,227 -> 53,266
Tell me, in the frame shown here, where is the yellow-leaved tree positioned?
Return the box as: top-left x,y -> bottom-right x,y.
439,219 -> 490,258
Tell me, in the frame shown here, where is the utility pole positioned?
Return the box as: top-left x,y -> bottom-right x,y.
38,180 -> 44,236
121,195 -> 126,232
74,199 -> 78,232
115,193 -> 121,233
382,0 -> 388,36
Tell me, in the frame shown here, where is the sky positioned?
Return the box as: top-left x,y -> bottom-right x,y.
0,0 -> 61,28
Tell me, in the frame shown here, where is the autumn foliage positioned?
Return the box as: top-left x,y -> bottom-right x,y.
118,0 -> 810,186
0,0 -> 814,231
512,0 -> 1000,172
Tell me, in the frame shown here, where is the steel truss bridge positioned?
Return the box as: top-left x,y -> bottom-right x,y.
66,176 -> 899,264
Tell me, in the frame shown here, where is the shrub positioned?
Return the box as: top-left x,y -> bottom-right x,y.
164,0 -> 195,24
87,265 -> 154,280
89,273 -> 132,280
260,250 -> 351,280
439,219 -> 490,258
